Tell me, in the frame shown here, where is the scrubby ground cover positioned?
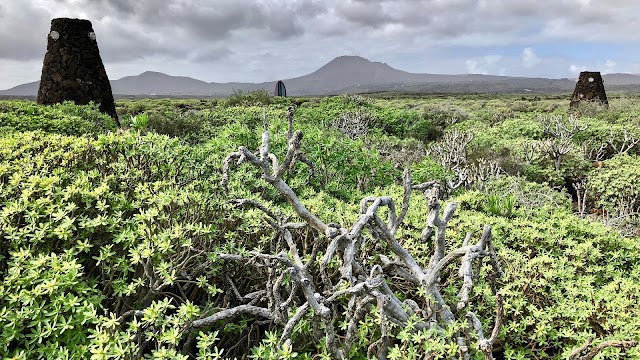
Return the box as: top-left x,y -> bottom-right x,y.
0,93 -> 639,359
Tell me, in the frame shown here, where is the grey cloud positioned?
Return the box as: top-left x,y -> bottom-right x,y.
2,0 -> 640,68
189,47 -> 233,63
0,3 -> 51,60
51,0 -> 139,18
336,1 -> 390,27
0,0 -> 326,63
100,0 -> 137,14
89,0 -> 324,41
330,0 -> 495,38
325,0 -> 640,43
97,34 -> 185,63
165,0 -> 322,40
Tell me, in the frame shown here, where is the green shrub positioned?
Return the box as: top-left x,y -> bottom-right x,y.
146,110 -> 205,142
128,113 -> 150,130
224,89 -> 272,107
0,100 -> 117,135
448,198 -> 640,359
0,130 -> 228,356
0,248 -> 103,358
406,117 -> 440,143
2,98 -> 640,359
588,154 -> 640,214
410,156 -> 450,184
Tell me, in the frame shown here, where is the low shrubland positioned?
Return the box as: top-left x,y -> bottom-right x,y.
0,93 -> 639,359
0,100 -> 117,135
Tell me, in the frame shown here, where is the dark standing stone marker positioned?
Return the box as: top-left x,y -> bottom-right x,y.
274,80 -> 287,97
570,71 -> 608,108
37,18 -> 119,125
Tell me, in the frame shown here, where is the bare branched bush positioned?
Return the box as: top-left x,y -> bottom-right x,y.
572,177 -> 589,217
370,136 -> 427,168
526,114 -> 587,171
539,114 -> 588,140
428,129 -> 474,173
581,129 -> 639,162
570,336 -> 638,360
607,129 -> 640,155
595,196 -> 640,238
332,111 -> 372,140
421,105 -> 470,126
339,92 -> 374,106
428,129 -> 503,191
467,159 -> 503,189
427,129 -> 473,192
569,100 -> 609,117
538,138 -> 576,171
581,140 -> 607,162
218,123 -> 504,358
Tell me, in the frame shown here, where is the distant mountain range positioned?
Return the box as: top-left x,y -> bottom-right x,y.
3,55 -> 640,97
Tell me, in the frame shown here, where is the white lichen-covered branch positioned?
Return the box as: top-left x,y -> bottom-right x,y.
217,123 -> 505,358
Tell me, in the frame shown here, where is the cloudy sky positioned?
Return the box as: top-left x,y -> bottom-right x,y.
1,0 -> 640,89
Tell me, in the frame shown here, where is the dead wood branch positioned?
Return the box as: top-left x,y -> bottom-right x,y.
218,116 -> 504,357
608,129 -> 640,155
539,114 -> 587,139
570,337 -> 638,360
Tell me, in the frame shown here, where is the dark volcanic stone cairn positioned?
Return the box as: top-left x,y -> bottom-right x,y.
37,18 -> 119,125
570,71 -> 608,108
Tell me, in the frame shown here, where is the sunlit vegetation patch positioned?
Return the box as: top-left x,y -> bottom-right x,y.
1,93 -> 639,358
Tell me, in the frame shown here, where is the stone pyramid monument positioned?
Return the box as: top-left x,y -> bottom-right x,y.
570,71 -> 608,108
37,18 -> 119,124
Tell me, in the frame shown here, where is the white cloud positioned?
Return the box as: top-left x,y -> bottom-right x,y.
465,59 -> 487,74
465,55 -> 504,75
521,47 -> 540,68
569,64 -> 587,74
603,59 -> 616,73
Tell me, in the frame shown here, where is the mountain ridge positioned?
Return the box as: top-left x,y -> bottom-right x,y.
3,55 -> 640,96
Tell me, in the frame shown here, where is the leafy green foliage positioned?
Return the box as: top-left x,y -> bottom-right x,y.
442,193 -> 640,359
225,89 -> 274,107
588,154 -> 640,215
410,156 -> 450,184
0,249 -> 103,359
128,113 -> 150,130
146,110 -> 204,143
0,129 -> 225,357
1,95 -> 639,359
0,100 -> 117,135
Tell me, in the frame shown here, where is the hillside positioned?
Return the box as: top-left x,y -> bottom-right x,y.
3,55 -> 640,96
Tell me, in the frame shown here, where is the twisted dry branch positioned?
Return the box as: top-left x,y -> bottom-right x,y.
216,126 -> 505,358
570,337 -> 638,360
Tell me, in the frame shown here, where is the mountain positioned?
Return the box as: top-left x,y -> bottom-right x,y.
1,81 -> 40,96
3,55 -> 640,97
600,73 -> 640,86
112,71 -> 212,95
268,56 -> 538,95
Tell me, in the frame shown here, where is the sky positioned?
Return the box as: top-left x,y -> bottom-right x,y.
1,0 -> 640,90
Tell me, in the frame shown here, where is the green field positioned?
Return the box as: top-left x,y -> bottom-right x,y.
1,92 -> 639,359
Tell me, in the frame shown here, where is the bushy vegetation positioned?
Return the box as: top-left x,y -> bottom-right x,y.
0,100 -> 117,135
1,93 -> 639,359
